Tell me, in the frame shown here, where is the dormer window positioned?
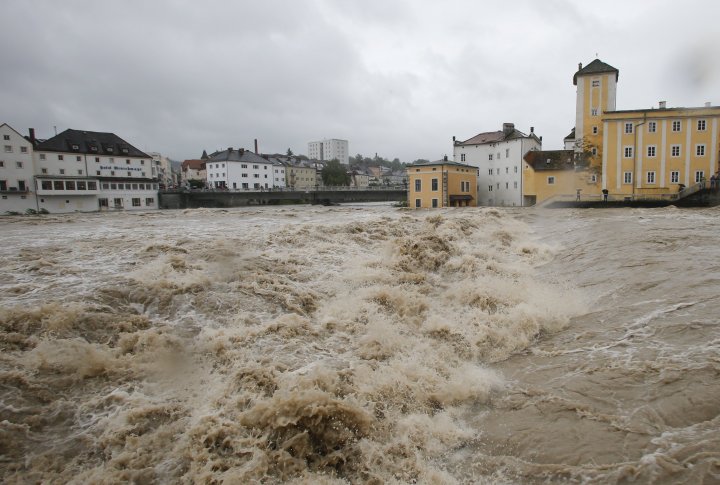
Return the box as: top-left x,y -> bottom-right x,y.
90,146 -> 98,152
121,147 -> 129,154
71,144 -> 79,151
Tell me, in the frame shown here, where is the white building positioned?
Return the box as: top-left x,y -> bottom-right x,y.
308,139 -> 349,165
205,148 -> 286,190
148,151 -> 173,188
33,129 -> 158,212
1,123 -> 36,213
453,123 -> 542,207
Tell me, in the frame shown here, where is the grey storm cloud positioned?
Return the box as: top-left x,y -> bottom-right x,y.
1,0 -> 718,163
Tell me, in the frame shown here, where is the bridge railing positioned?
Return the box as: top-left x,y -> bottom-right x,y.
164,185 -> 407,194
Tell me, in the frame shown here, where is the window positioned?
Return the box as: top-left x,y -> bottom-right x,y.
624,147 -> 633,158
695,171 -> 705,183
505,167 -> 509,174
114,198 -> 123,208
625,123 -> 633,134
505,182 -> 509,189
41,168 -> 47,174
514,181 -> 518,189
2,135 -> 8,140
242,183 -> 248,189
460,153 -> 465,162
95,157 -> 100,163
590,174 -> 598,183
591,147 -> 597,156
241,164 -> 247,168
110,171 -> 115,176
77,169 -> 83,175
145,197 -> 155,206
647,146 -> 656,157
488,169 -> 492,175
0,161 -> 3,168
253,165 -> 259,169
697,120 -> 706,131
647,171 -> 656,184
671,145 -> 680,157
514,166 -> 518,173
41,181 -> 52,190
497,152 -> 501,160
15,161 -> 23,168
132,183 -> 139,190
58,155 -> 64,160
99,198 -> 108,208
65,181 -> 75,190
671,171 -> 679,183
4,145 -> 11,153
497,183 -> 500,189
624,172 -> 633,184
591,108 -> 598,116
415,198 -> 421,208
431,178 -> 438,191
126,159 -> 130,164
20,147 -> 27,153
415,179 -> 421,191
132,198 -> 141,207
141,160 -> 145,165
241,173 -> 248,178
696,145 -> 706,156
488,185 -> 492,192
431,199 -> 438,208
127,172 -> 132,177
506,149 -> 510,157
40,154 -> 46,160
76,156 -> 81,161
77,181 -> 86,190
547,176 -> 555,185
648,122 -> 656,133
592,80 -> 600,87
88,182 -> 97,190
592,126 -> 598,134
672,120 -> 681,132
488,154 -> 493,161
59,169 -> 65,175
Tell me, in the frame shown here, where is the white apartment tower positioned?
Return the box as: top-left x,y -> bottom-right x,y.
308,139 -> 349,165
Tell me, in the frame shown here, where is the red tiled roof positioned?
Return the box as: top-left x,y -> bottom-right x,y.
182,159 -> 205,171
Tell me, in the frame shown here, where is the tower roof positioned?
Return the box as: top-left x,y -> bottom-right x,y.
573,59 -> 619,85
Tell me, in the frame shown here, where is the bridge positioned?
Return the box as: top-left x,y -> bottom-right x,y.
159,186 -> 407,209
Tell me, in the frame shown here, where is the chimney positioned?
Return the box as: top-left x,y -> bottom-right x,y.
503,123 -> 515,136
578,62 -> 583,70
659,101 -> 666,109
28,128 -> 36,144
239,148 -> 244,155
254,138 -> 258,154
443,155 -> 448,161
452,135 -> 456,143
530,126 -> 534,134
228,147 -> 233,154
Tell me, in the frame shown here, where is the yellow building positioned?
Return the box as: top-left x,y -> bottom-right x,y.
407,157 -> 478,208
524,59 -> 720,203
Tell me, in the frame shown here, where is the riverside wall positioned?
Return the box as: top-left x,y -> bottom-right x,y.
159,189 -> 406,209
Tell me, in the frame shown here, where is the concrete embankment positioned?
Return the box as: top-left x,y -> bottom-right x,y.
159,189 -> 406,209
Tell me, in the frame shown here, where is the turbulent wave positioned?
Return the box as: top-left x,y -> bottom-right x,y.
0,207 -> 579,483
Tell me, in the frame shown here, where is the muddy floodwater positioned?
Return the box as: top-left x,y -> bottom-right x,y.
1,205 -> 718,483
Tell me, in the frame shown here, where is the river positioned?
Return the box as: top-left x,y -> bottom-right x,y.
1,205 -> 718,483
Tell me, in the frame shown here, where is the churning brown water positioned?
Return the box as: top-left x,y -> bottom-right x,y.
0,205 -> 718,484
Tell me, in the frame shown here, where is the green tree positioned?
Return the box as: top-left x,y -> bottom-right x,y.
287,148 -> 294,156
321,159 -> 350,186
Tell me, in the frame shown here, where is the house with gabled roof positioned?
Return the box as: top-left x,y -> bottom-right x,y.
453,122 -> 541,207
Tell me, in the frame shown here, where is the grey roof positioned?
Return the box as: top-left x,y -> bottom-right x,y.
524,149 -> 575,171
408,159 -> 474,168
456,128 -> 536,146
564,128 -> 576,140
208,148 -> 269,164
573,59 -> 619,85
34,129 -> 149,157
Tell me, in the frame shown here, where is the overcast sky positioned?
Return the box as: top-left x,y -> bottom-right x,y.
1,0 -> 718,163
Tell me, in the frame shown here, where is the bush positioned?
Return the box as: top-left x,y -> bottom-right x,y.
39,208 -> 49,214
25,208 -> 37,215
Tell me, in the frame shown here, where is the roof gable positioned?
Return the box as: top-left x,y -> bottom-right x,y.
34,129 -> 149,157
573,59 -> 619,85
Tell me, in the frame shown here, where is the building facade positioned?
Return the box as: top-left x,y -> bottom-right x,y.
205,148 -> 286,190
407,158 -> 478,208
523,59 -> 720,204
1,123 -> 36,213
453,123 -> 541,207
33,129 -> 158,212
308,139 -> 349,165
282,158 -> 320,189
181,159 -> 207,186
